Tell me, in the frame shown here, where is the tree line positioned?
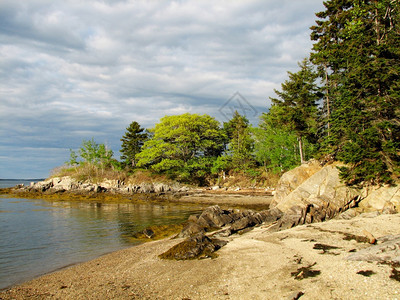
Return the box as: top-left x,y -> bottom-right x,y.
67,0 -> 399,186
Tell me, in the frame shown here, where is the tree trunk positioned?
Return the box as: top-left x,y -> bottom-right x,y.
298,136 -> 305,164
324,64 -> 331,136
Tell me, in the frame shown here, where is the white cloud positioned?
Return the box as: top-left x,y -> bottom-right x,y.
0,0 -> 325,178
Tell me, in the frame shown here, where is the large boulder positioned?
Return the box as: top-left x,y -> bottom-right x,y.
358,185 -> 400,213
159,233 -> 228,260
270,160 -> 322,208
51,176 -> 79,191
273,162 -> 362,219
196,205 -> 234,229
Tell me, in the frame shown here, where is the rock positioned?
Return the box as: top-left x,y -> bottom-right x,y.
270,160 -> 322,208
138,183 -> 154,193
230,216 -> 257,232
347,234 -> 400,264
31,178 -> 54,191
211,186 -> 220,191
52,176 -> 78,191
196,205 -> 233,229
362,229 -> 376,245
159,233 -> 228,260
382,202 -> 397,214
143,228 -> 155,239
154,183 -> 171,193
273,162 -> 361,220
358,185 -> 400,213
99,179 -> 122,190
259,208 -> 283,223
274,205 -> 306,231
178,222 -> 206,238
336,208 -> 359,220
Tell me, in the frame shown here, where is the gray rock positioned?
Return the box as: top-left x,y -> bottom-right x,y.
197,205 -> 233,229
159,233 -> 228,260
143,228 -> 155,239
178,222 -> 206,238
347,234 -> 400,264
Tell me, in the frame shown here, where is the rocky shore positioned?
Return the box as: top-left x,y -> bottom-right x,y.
1,161 -> 399,299
1,211 -> 399,299
4,175 -> 274,209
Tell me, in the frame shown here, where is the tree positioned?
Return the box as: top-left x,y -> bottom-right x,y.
223,111 -> 255,169
78,138 -> 114,167
120,121 -> 148,168
136,113 -> 225,183
254,105 -> 300,173
269,58 -> 321,164
311,0 -> 400,184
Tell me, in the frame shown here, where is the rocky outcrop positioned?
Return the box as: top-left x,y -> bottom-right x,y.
347,234 -> 400,264
159,233 -> 228,260
162,162 -> 400,260
270,160 -> 322,208
358,185 -> 400,213
18,176 -> 189,195
271,162 -> 363,223
160,205 -> 283,260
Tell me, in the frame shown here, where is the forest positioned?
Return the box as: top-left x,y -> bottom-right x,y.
62,0 -> 399,187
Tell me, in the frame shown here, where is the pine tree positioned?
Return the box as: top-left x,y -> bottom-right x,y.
120,121 -> 148,168
269,58 -> 321,164
311,0 -> 400,184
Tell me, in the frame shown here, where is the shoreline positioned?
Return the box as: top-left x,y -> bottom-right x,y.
1,212 -> 399,299
0,188 -> 272,291
1,187 -> 273,210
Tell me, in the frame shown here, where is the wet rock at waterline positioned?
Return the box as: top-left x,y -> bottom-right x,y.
159,233 -> 227,260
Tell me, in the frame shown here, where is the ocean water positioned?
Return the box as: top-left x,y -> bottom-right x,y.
0,179 -> 44,189
0,185 -> 203,289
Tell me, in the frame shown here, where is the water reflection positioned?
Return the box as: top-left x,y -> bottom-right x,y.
0,196 -> 203,289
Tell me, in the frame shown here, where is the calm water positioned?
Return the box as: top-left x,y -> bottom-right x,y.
0,180 -> 203,289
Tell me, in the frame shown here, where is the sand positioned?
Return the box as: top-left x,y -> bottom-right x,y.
1,211 -> 400,300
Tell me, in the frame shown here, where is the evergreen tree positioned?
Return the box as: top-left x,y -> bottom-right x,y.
120,121 -> 148,168
311,0 -> 400,184
269,58 -> 321,164
223,111 -> 254,169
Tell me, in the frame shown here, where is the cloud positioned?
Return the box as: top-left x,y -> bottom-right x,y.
0,0 -> 325,178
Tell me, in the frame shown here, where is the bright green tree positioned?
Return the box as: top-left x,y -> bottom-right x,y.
66,138 -> 114,168
79,138 -> 114,166
120,121 -> 148,168
311,0 -> 400,184
254,105 -> 300,173
136,113 -> 225,183
223,111 -> 255,169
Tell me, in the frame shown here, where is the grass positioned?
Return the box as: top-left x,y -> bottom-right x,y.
51,164 -> 281,190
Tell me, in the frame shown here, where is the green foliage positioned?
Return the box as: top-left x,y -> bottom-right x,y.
223,111 -> 255,170
253,107 -> 300,174
120,121 -> 148,168
311,0 -> 400,184
136,113 -> 225,183
268,58 -> 321,164
65,138 -> 114,168
79,138 -> 113,166
66,149 -> 79,166
211,155 -> 232,176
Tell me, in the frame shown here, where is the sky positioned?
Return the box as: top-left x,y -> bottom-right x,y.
0,0 -> 325,179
